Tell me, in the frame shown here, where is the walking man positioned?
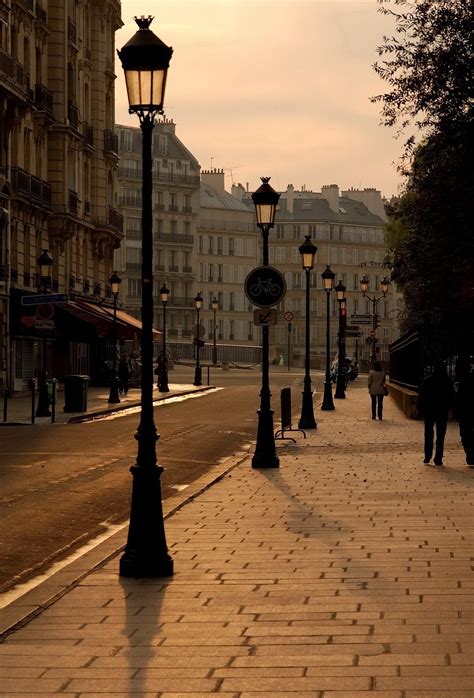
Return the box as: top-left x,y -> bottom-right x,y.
419,360 -> 455,466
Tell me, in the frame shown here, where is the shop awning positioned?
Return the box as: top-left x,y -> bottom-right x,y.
59,300 -> 162,340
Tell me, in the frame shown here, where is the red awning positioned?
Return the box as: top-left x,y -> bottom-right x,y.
60,300 -> 162,340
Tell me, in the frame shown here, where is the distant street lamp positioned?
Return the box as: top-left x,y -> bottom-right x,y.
193,291 -> 203,386
158,282 -> 170,392
360,274 -> 390,363
321,265 -> 336,411
334,280 -> 347,400
298,235 -> 317,429
108,271 -> 122,404
212,297 -> 219,365
117,15 -> 174,578
251,177 -> 280,469
35,249 -> 53,417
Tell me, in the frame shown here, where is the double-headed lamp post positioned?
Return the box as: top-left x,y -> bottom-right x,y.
298,235 -> 317,430
193,291 -> 203,386
35,249 -> 53,417
321,265 -> 336,411
251,177 -> 280,469
108,271 -> 122,404
334,280 -> 347,400
117,15 -> 174,578
212,297 -> 219,365
360,274 -> 390,363
158,283 -> 170,392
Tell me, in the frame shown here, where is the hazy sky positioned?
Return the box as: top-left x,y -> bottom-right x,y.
116,0 -> 403,198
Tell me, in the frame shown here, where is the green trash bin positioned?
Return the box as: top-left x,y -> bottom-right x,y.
63,375 -> 90,412
47,378 -> 58,405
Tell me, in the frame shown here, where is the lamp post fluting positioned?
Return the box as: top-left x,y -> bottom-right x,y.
251,177 -> 280,469
360,275 -> 390,364
334,280 -> 347,400
212,297 -> 218,365
108,271 -> 122,404
35,249 -> 53,417
193,291 -> 203,386
158,283 -> 169,392
117,15 -> 173,578
321,265 -> 336,411
298,236 -> 317,429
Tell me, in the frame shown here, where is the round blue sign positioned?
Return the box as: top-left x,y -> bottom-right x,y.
244,266 -> 287,308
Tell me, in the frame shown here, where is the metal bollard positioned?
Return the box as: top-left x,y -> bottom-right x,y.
51,385 -> 56,423
207,365 -> 210,386
30,380 -> 36,424
3,389 -> 9,422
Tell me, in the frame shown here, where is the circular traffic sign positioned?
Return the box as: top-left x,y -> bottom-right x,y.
244,266 -> 286,308
283,311 -> 294,322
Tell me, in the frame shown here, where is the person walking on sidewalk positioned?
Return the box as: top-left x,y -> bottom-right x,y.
419,360 -> 455,466
456,358 -> 474,466
118,353 -> 131,396
368,361 -> 387,420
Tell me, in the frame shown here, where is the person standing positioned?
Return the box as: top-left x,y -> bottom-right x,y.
419,360 -> 455,466
456,358 -> 474,466
118,353 -> 131,396
368,361 -> 387,420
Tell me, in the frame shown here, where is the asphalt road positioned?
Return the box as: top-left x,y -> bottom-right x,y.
0,366 -> 320,592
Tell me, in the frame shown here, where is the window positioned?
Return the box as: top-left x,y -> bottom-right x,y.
208,237 -> 214,254
170,220 -> 177,234
119,130 -> 133,152
217,237 -> 223,255
276,224 -> 284,239
228,238 -> 234,255
159,135 -> 168,155
199,236 -> 203,254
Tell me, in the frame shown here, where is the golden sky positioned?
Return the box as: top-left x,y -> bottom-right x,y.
116,1 -> 403,197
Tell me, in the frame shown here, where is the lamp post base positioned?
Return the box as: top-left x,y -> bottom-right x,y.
321,380 -> 335,410
298,389 -> 317,429
193,366 -> 202,386
158,369 -> 169,393
119,465 -> 174,578
108,375 -> 121,404
252,408 -> 279,468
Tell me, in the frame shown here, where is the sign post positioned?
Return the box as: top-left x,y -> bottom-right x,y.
283,311 -> 294,371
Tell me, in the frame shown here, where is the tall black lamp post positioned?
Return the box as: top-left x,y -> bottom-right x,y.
360,274 -> 390,363
211,297 -> 218,365
251,177 -> 280,469
193,291 -> 203,386
117,15 -> 173,578
334,280 -> 347,400
108,271 -> 122,404
158,282 -> 170,392
321,265 -> 336,411
298,235 -> 317,429
35,249 -> 53,417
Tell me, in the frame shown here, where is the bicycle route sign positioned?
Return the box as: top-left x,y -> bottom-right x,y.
244,265 -> 286,308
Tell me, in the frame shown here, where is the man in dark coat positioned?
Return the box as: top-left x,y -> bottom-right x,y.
456,358 -> 474,466
419,361 -> 455,466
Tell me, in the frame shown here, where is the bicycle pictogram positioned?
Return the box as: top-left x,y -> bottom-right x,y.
249,277 -> 281,297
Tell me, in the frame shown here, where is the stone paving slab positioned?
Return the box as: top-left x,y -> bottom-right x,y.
1,382 -> 474,694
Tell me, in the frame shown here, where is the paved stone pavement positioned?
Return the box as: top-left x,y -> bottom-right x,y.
1,381 -> 473,696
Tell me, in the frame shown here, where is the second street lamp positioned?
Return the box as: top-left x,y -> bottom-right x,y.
321,265 -> 336,411
298,235 -> 317,429
193,291 -> 203,386
360,274 -> 390,363
35,249 -> 53,417
334,280 -> 347,400
212,297 -> 218,365
108,271 -> 122,404
158,283 -> 170,392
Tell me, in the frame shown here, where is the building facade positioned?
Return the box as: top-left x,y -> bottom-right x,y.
0,0 -> 123,393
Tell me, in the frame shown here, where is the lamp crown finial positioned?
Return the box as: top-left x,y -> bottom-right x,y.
260,177 -> 271,184
134,15 -> 154,30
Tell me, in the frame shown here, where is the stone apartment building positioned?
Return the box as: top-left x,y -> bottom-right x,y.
233,183 -> 399,367
0,0 -> 124,393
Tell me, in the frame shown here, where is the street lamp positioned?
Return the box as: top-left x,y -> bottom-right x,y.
334,280 -> 347,400
35,249 -> 53,417
360,274 -> 390,363
251,176 -> 280,469
117,15 -> 174,578
158,282 -> 170,392
107,271 -> 122,404
298,235 -> 317,429
212,297 -> 219,365
321,265 -> 336,411
193,291 -> 203,386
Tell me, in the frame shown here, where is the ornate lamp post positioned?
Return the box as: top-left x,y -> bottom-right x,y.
193,291 -> 203,386
321,265 -> 336,411
158,282 -> 169,392
298,235 -> 317,429
251,177 -> 280,469
212,297 -> 219,365
107,271 -> 122,404
117,15 -> 174,578
35,249 -> 53,417
360,274 -> 390,363
334,280 -> 347,400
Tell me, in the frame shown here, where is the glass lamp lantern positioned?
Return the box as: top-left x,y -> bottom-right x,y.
298,235 -> 317,271
194,292 -> 203,310
335,280 -> 346,302
381,276 -> 390,295
360,274 -> 369,294
321,265 -> 336,291
160,282 -> 170,304
37,249 -> 53,279
212,298 -> 219,311
109,271 -> 122,296
251,177 -> 280,228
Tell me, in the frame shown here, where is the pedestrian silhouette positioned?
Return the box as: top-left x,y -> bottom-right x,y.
419,360 -> 455,466
368,361 -> 387,420
456,358 -> 474,466
118,354 -> 131,396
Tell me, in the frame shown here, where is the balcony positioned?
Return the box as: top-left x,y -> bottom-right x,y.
68,17 -> 77,45
155,203 -> 165,211
183,206 -> 192,213
11,166 -> 30,196
169,265 -> 179,272
35,3 -> 47,22
118,165 -> 140,179
67,101 -> 79,129
155,264 -> 165,271
168,204 -> 179,212
155,232 -> 193,245
31,175 -> 42,202
104,129 -> 118,155
34,84 -> 53,117
83,121 -> 94,148
68,189 -> 78,215
182,266 -> 192,273
107,206 -> 124,233
152,171 -> 200,186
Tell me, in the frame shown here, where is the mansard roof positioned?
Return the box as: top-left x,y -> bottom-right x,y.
200,182 -> 253,213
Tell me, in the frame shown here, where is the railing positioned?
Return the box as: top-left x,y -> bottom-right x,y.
155,264 -> 165,271
155,232 -> 193,245
126,262 -> 141,270
169,204 -> 179,212
183,205 -> 192,213
169,265 -> 179,272
169,297 -> 193,307
198,218 -> 254,233
11,166 -> 30,196
42,180 -> 52,207
104,129 -> 118,154
68,17 -> 77,44
108,206 -> 124,233
84,200 -> 90,214
0,49 -> 26,93
34,84 -> 53,115
119,195 -> 141,207
67,101 -> 79,129
19,0 -> 34,11
182,266 -> 192,273
152,171 -> 200,186
68,189 -> 78,215
83,121 -> 94,147
31,175 -> 42,201
155,203 -> 165,210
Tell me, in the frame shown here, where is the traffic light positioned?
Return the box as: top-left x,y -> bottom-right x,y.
341,307 -> 347,317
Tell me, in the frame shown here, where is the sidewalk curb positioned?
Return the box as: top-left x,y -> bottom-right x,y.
0,443 -> 256,640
